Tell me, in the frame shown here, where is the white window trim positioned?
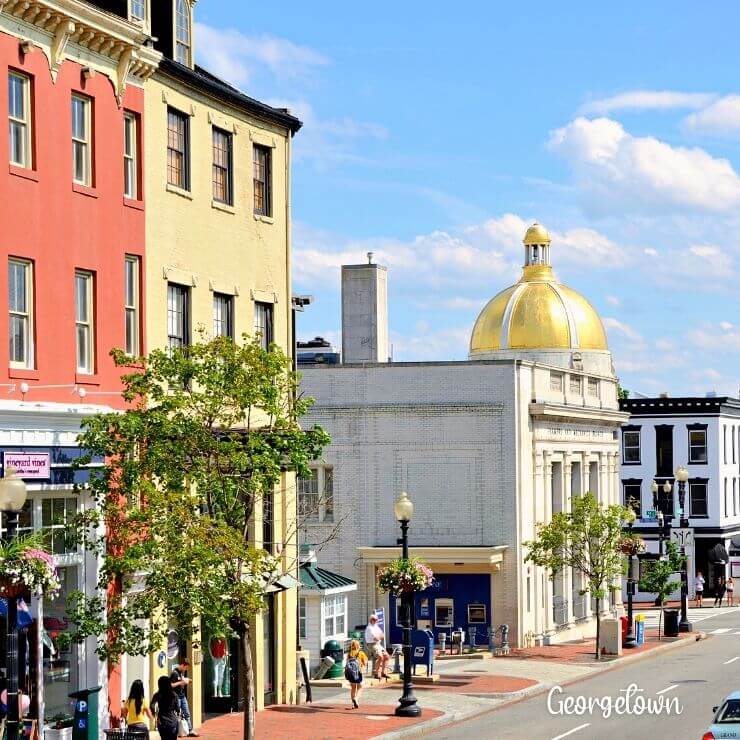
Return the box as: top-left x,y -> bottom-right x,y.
212,292 -> 234,339
322,593 -> 346,640
125,256 -> 140,356
622,430 -> 641,464
123,112 -> 137,199
299,597 -> 307,641
72,95 -> 92,186
129,0 -> 147,23
8,258 -> 33,369
75,270 -> 94,374
299,465 -> 334,524
8,71 -> 31,169
174,0 -> 192,66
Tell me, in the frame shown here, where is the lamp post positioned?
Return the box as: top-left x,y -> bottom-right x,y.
623,508 -> 637,649
394,492 -> 420,719
675,465 -> 693,633
0,470 -> 28,740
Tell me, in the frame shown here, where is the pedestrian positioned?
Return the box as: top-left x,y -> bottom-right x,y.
728,577 -> 735,607
122,679 -> 153,738
151,675 -> 180,740
171,660 -> 198,736
364,614 -> 391,680
695,571 -> 705,608
714,576 -> 727,608
344,639 -> 368,709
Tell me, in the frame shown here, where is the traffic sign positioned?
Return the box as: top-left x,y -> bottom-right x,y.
671,528 -> 693,548
645,510 -> 657,520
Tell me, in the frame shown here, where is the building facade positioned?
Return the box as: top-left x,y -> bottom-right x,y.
140,0 -> 303,725
0,0 -> 160,730
299,224 -> 627,650
619,396 -> 740,601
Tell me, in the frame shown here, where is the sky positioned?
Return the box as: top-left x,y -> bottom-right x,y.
195,1 -> 740,397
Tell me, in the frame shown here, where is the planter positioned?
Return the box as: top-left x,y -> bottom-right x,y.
0,579 -> 26,599
44,728 -> 73,740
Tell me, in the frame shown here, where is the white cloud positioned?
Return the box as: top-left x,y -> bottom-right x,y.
580,91 -> 715,115
644,248 -> 658,256
606,295 -> 621,306
687,323 -> 740,351
195,23 -> 329,88
549,117 -> 740,214
603,317 -> 643,344
684,95 -> 740,137
721,321 -> 734,331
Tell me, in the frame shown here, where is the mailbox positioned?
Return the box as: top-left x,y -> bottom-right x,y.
410,628 -> 434,676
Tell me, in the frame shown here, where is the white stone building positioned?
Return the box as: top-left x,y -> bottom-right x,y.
299,224 -> 628,648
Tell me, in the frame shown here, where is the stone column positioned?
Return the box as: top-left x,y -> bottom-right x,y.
563,455 -> 574,625
599,452 -> 608,506
533,451 -> 545,638
543,454 -> 554,636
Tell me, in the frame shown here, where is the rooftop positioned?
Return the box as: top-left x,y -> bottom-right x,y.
299,562 -> 357,592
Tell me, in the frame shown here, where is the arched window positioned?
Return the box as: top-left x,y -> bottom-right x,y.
175,0 -> 191,65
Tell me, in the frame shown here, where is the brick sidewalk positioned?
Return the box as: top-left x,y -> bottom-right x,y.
377,674 -> 537,694
197,704 -> 443,740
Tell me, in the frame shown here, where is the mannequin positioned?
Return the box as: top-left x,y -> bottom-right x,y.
209,635 -> 229,697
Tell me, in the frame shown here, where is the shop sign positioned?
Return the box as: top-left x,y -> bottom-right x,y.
167,629 -> 180,659
3,451 -> 50,479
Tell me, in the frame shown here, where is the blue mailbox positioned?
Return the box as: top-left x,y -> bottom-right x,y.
410,628 -> 435,676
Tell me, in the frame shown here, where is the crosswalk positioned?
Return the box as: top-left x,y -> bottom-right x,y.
637,606 -> 737,631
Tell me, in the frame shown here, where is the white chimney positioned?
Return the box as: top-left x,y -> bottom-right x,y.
341,261 -> 389,364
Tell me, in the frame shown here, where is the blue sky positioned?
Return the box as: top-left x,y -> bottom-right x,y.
196,1 -> 740,397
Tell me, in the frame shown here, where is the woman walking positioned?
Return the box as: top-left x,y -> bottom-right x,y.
714,576 -> 727,608
344,640 -> 368,709
727,577 -> 735,606
122,679 -> 152,738
695,571 -> 705,608
151,675 -> 181,740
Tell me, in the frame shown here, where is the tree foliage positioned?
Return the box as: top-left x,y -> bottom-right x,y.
638,541 -> 684,639
67,335 -> 330,736
524,493 -> 629,660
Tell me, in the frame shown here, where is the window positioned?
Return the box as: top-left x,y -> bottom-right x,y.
212,293 -> 234,339
569,375 -> 582,394
434,598 -> 454,628
724,426 -> 728,465
75,271 -> 94,373
323,594 -> 346,637
167,108 -> 189,189
130,0 -> 145,21
688,426 -> 708,464
262,490 -> 273,553
253,145 -> 272,216
212,128 -> 233,204
623,482 -> 642,517
299,597 -> 307,640
254,301 -> 273,350
8,259 -> 33,368
725,478 -> 729,518
549,371 -> 563,393
587,377 -> 599,396
123,112 -> 138,199
175,0 -> 191,65
72,95 -> 92,185
689,481 -> 708,518
167,283 -> 189,349
42,497 -> 77,555
8,72 -> 31,168
734,427 -> 737,465
298,465 -> 333,523
622,429 -> 641,464
734,478 -> 737,517
124,256 -> 140,355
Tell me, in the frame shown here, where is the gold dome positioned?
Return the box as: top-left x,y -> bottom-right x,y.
469,223 -> 608,354
523,222 -> 551,246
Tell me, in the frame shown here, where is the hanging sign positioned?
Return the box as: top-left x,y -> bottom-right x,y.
3,452 -> 50,479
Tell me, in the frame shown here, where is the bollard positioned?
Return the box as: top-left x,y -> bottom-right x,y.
468,626 -> 477,651
392,643 -> 402,674
487,626 -> 495,654
439,632 -> 447,655
499,625 -> 510,652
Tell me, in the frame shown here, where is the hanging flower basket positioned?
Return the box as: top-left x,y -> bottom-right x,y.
0,536 -> 60,598
377,558 -> 434,596
619,533 -> 646,557
0,578 -> 26,599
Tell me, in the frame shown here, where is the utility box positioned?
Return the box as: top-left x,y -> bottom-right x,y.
598,618 -> 622,656
69,686 -> 102,740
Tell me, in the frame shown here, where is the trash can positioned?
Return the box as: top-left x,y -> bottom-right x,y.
619,615 -> 628,642
321,639 -> 344,679
69,686 -> 102,740
664,609 -> 680,637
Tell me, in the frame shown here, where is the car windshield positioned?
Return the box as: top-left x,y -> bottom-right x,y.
717,700 -> 740,723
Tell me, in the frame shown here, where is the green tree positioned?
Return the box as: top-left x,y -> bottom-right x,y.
638,542 -> 684,639
68,335 -> 330,740
525,493 -> 629,660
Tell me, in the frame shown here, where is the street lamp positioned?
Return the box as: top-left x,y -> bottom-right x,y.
651,480 -> 672,557
393,492 -> 420,718
623,508 -> 637,649
0,470 -> 28,740
675,465 -> 692,633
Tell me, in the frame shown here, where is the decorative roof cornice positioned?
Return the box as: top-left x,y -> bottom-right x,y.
0,0 -> 161,102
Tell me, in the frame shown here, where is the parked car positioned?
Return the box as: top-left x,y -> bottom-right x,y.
704,692 -> 740,739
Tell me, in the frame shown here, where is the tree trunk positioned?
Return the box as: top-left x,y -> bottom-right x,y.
241,624 -> 256,740
594,598 -> 601,660
658,604 -> 663,641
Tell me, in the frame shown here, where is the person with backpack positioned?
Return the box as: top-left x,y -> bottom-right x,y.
344,639 -> 368,709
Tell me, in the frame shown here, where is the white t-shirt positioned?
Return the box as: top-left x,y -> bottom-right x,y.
365,623 -> 383,646
695,576 -> 705,592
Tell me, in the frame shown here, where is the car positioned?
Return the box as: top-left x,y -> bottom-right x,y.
704,691 -> 740,739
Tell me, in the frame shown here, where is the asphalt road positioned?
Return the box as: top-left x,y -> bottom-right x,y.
434,607 -> 740,740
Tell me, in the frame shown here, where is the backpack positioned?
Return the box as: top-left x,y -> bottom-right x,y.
344,656 -> 361,682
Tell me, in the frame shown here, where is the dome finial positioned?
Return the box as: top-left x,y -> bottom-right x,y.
523,222 -> 551,246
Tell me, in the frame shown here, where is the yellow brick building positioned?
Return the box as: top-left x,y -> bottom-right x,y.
131,0 -> 303,729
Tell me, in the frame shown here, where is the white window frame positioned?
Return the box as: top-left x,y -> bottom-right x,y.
298,465 -> 333,523
124,256 -> 140,356
123,112 -> 137,199
587,377 -> 599,397
322,593 -> 346,638
8,258 -> 33,369
688,428 -> 708,464
213,293 -> 234,339
167,282 -> 190,350
75,270 -> 94,374
299,597 -> 307,640
72,95 -> 92,186
622,430 -> 641,464
8,71 -> 31,168
569,375 -> 582,394
549,371 -> 563,393
175,0 -> 192,66
129,0 -> 147,22
254,301 -> 273,350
